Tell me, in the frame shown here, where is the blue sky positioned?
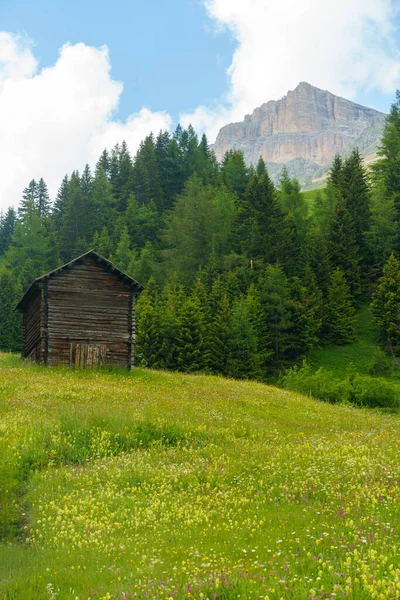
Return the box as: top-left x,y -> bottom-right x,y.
1,0 -> 235,120
0,0 -> 399,208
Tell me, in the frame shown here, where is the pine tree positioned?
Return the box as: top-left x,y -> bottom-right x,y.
108,141 -> 134,212
367,178 -> 397,271
128,241 -> 158,283
279,166 -> 308,235
135,278 -> 163,367
133,134 -> 164,212
291,267 -> 322,351
0,269 -> 22,352
313,182 -> 337,234
19,180 -> 38,218
92,227 -> 114,259
96,149 -> 111,178
166,138 -> 186,202
220,150 -> 249,200
177,295 -> 206,372
158,275 -> 185,369
37,178 -> 51,218
341,149 -> 371,264
258,264 -> 297,366
60,172 -> 90,260
164,176 -> 221,283
53,175 -> 69,233
304,226 -> 332,295
91,165 -> 116,235
279,212 -> 301,277
227,296 -> 261,379
113,226 -> 134,272
0,207 -> 17,255
252,173 -> 285,265
245,283 -> 272,371
256,156 -> 267,177
372,91 -> 400,253
371,253 -> 400,353
328,193 -> 361,298
373,91 -> 400,213
6,205 -> 51,289
325,267 -> 356,344
328,154 -> 343,188
207,278 -> 232,374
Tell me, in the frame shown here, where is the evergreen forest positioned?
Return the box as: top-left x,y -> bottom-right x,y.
2,92 -> 400,391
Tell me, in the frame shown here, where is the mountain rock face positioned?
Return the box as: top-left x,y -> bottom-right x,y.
212,82 -> 386,186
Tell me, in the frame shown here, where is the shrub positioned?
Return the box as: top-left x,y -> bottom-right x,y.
367,347 -> 392,376
350,375 -> 398,408
281,361 -> 399,408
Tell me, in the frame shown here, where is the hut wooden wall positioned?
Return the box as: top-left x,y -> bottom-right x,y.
22,288 -> 42,361
46,257 -> 134,367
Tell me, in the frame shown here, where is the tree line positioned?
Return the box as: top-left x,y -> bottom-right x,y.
1,93 -> 400,377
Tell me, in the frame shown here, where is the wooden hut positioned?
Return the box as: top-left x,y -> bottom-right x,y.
16,250 -> 144,368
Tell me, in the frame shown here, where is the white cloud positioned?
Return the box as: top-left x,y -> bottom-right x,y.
0,33 -> 172,211
182,0 -> 400,141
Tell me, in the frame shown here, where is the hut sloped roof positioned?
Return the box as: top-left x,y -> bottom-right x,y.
16,250 -> 144,311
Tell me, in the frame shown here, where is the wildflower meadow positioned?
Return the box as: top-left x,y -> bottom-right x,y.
0,353 -> 399,600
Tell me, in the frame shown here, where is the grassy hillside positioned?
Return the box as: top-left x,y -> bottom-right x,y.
1,354 -> 399,600
309,304 -> 380,376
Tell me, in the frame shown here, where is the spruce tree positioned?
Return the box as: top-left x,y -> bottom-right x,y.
0,207 -> 17,255
135,278 -> 163,367
220,150 -> 249,200
371,253 -> 400,353
159,276 -> 185,370
53,175 -> 69,233
304,226 -> 332,295
60,172 -> 89,260
91,165 -> 116,235
372,91 -> 400,253
367,178 -> 397,271
19,180 -> 38,218
279,167 -> 308,235
113,226 -> 134,272
177,296 -> 206,372
37,178 -> 51,218
96,149 -> 111,178
236,173 -> 285,266
258,264 -> 297,366
133,134 -> 164,212
227,296 -> 261,379
0,269 -> 22,352
128,241 -> 158,283
256,156 -> 267,177
291,267 -> 322,351
341,149 -> 371,265
207,279 -> 232,374
328,154 -> 343,188
113,140 -> 134,212
92,227 -> 114,259
6,205 -> 51,289
280,212 -> 301,277
325,267 -> 356,344
328,193 -> 361,298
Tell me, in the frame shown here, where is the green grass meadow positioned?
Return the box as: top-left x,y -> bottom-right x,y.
0,353 -> 399,600
309,305 -> 380,376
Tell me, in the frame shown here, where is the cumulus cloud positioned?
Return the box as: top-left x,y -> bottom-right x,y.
182,0 -> 400,141
0,33 -> 171,211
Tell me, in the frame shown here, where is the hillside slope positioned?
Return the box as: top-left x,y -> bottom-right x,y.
0,354 -> 399,599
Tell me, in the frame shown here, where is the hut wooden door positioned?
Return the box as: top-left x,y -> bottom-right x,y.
70,342 -> 106,367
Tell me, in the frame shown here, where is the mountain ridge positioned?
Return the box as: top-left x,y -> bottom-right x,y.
212,82 -> 386,187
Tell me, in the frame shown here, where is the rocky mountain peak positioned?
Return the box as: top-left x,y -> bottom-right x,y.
212,83 -> 385,187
